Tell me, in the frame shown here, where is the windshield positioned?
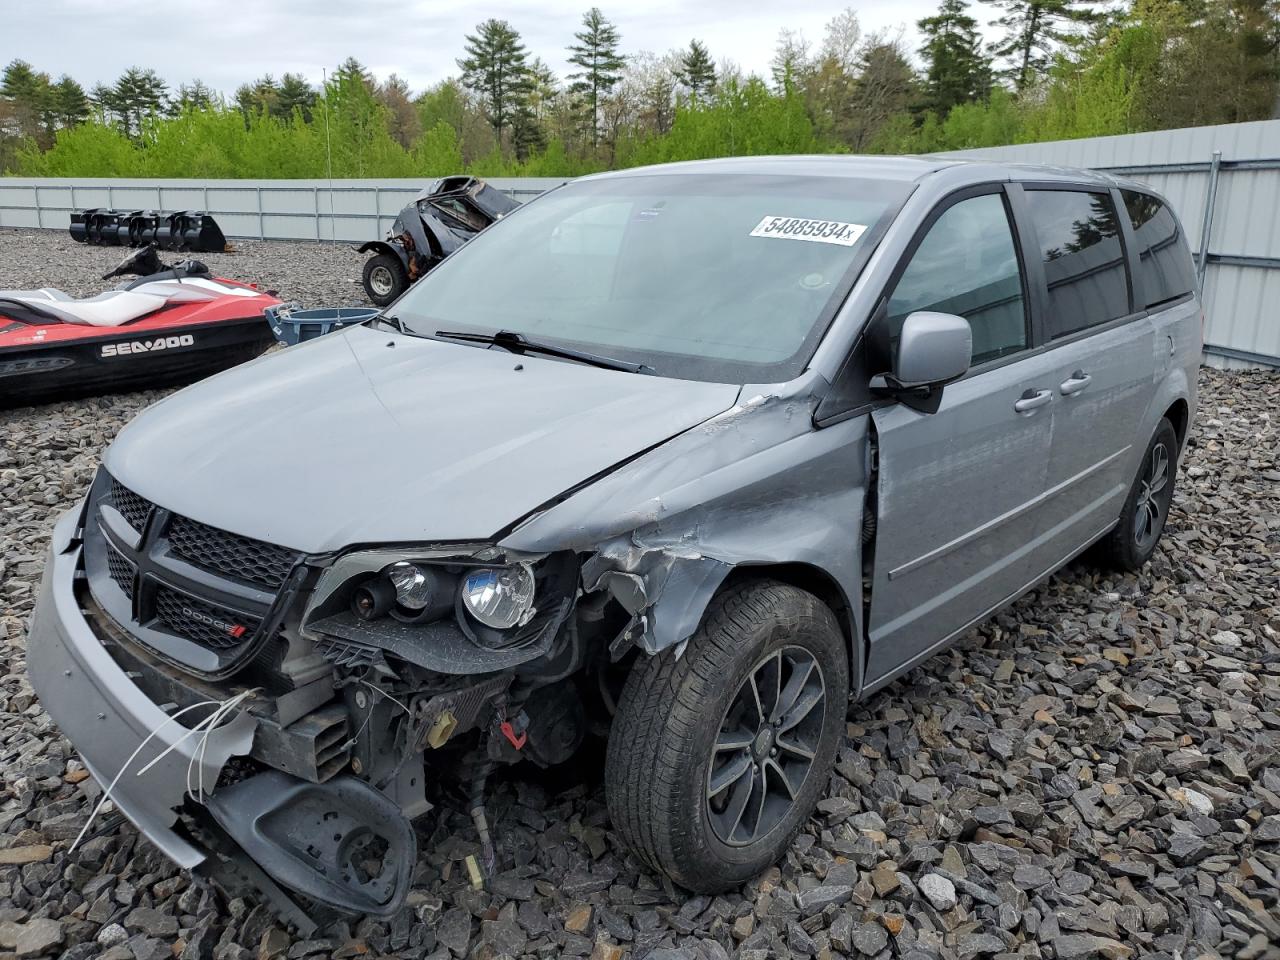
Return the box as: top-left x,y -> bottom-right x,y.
392,172 -> 910,383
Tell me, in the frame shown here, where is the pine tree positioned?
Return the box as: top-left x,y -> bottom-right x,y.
1,60 -> 49,106
567,7 -> 626,146
1,60 -> 54,141
277,73 -> 317,121
51,76 -> 89,127
526,58 -> 560,121
88,82 -> 119,126
335,57 -> 375,91
918,0 -> 992,115
848,39 -> 918,149
235,75 -> 280,117
458,19 -> 533,140
112,67 -> 168,137
988,0 -> 1098,92
676,39 -> 716,101
168,80 -> 216,116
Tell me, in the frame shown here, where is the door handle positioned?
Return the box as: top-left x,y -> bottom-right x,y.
1060,370 -> 1092,396
1014,388 -> 1052,414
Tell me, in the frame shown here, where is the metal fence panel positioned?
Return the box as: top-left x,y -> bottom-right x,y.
0,177 -> 569,240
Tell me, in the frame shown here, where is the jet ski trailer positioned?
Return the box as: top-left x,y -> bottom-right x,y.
0,247 -> 279,408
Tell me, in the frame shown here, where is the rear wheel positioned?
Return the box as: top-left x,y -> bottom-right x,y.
605,579 -> 848,893
1101,417 -> 1178,571
362,254 -> 408,307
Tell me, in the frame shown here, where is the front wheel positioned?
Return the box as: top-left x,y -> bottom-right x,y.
1101,417 -> 1179,571
605,579 -> 848,893
362,253 -> 408,307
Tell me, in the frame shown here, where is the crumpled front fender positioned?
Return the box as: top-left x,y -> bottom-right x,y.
501,372 -> 870,660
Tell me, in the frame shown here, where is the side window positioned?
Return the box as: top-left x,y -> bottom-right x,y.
1025,189 -> 1130,338
887,193 -> 1027,366
1122,190 -> 1196,309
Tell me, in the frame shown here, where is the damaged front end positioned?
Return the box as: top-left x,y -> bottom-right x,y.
27,470 -> 628,925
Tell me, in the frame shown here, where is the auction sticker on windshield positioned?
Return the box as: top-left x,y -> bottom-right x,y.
749,216 -> 867,247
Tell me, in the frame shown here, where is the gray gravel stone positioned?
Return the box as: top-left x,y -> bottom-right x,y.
918,873 -> 956,911
851,921 -> 888,955
13,917 -> 64,958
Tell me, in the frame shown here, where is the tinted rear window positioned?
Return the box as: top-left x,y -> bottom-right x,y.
1025,189 -> 1130,339
1122,190 -> 1196,309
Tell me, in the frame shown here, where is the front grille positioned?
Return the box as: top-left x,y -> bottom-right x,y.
168,515 -> 299,590
153,586 -> 261,651
88,472 -> 307,674
105,543 -> 135,600
109,479 -> 152,531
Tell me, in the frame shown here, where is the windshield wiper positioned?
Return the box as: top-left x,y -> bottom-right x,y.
433,329 -> 650,374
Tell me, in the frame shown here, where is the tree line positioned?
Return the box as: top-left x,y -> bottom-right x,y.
3,0 -> 1278,180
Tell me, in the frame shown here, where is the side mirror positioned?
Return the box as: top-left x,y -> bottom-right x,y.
872,311 -> 972,414
895,311 -> 972,387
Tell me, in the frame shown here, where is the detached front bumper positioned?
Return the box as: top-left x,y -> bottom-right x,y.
26,507 -> 256,869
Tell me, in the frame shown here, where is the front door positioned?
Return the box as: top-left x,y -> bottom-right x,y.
865,189 -> 1061,685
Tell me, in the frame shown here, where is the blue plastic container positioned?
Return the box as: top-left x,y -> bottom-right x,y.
264,303 -> 380,346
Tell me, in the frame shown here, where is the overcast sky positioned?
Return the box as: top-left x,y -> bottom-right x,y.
7,0 -> 1006,95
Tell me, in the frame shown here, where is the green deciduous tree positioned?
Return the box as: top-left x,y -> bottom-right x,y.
378,74 -> 422,147
770,30 -> 813,92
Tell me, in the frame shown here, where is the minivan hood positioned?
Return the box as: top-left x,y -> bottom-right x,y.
105,326 -> 741,553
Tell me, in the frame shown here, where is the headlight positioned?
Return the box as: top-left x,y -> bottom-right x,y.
388,562 -> 431,610
459,564 -> 536,629
350,562 -> 455,623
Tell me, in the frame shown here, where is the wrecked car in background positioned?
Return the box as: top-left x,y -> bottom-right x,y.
358,175 -> 518,306
27,155 -> 1200,922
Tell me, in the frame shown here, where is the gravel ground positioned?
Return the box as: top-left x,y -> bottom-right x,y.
1,230 -> 1278,959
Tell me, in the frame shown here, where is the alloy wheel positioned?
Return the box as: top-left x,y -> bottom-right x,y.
706,646 -> 826,847
1133,440 -> 1170,550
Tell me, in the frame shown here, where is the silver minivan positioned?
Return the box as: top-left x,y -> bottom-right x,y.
27,156 -> 1200,920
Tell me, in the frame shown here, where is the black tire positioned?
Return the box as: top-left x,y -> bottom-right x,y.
605,579 -> 848,893
1101,417 -> 1179,571
362,253 -> 408,307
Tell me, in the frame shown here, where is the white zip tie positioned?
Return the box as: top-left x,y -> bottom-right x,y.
135,695 -> 238,777
69,698 -> 220,853
187,688 -> 259,804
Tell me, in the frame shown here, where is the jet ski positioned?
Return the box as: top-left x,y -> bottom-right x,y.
0,246 -> 280,408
